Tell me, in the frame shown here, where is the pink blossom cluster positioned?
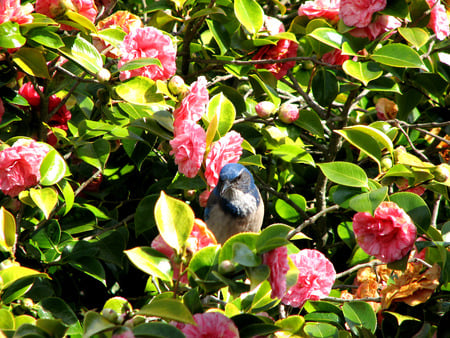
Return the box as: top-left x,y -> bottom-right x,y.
263,247 -> 336,308
119,27 -> 177,81
0,0 -> 34,25
19,82 -> 72,146
172,312 -> 239,338
298,0 -> 340,23
352,202 -> 417,263
426,0 -> 450,40
0,139 -> 49,197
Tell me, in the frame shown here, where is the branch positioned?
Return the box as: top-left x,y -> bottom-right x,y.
322,296 -> 382,303
189,56 -> 341,68
393,120 -> 430,162
335,260 -> 384,279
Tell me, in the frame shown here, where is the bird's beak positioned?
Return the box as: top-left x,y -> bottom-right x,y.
220,180 -> 231,195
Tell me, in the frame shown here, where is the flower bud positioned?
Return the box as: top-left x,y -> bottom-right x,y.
375,97 -> 398,121
102,308 -> 119,323
218,260 -> 235,275
278,103 -> 299,124
96,68 -> 111,83
168,75 -> 186,96
255,101 -> 276,118
380,156 -> 393,171
49,0 -> 76,18
433,164 -> 449,182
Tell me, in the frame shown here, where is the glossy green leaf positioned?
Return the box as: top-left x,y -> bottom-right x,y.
271,144 -> 315,166
308,27 -> 343,49
27,27 -> 64,48
57,179 -> 74,215
275,194 -> 306,222
336,129 -> 382,169
124,246 -> 173,282
295,109 -> 324,138
342,301 -> 377,334
256,224 -> 294,254
12,47 -> 50,79
188,245 -> 221,289
14,315 -> 36,328
220,233 -> 259,263
232,242 -> 261,267
0,21 -> 26,48
250,280 -> 279,313
390,192 -> 431,233
234,0 -> 264,34
40,149 -> 68,186
249,74 -> 281,106
304,322 -> 339,338
318,162 -> 369,188
135,194 -> 158,235
76,138 -> 110,171
312,68 -> 339,107
0,207 -> 16,252
94,28 -> 126,49
30,187 -> 58,219
103,297 -> 132,315
154,191 -> 194,254
133,322 -> 185,338
83,311 -> 116,337
0,266 -> 49,290
0,309 -> 15,330
348,187 -> 388,214
239,155 -> 264,168
206,92 -> 236,137
118,57 -> 162,72
39,297 -> 79,326
64,10 -> 97,32
371,43 -> 424,68
343,60 -> 383,86
59,35 -> 103,74
337,222 -> 355,248
115,76 -> 164,105
398,27 -> 429,49
275,315 -> 305,335
138,298 -> 195,324
366,77 -> 402,93
382,311 -> 422,337
70,257 -> 106,286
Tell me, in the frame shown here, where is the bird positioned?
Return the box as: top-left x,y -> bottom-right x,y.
204,163 -> 264,244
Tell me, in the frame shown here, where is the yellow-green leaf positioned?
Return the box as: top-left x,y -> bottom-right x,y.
29,187 -> 58,219
12,48 -> 50,79
0,207 -> 16,252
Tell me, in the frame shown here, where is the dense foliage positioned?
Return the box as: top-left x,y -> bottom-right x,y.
0,0 -> 449,337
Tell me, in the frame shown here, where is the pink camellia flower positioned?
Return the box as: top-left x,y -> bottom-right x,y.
395,178 -> 426,196
199,190 -> 211,208
375,97 -> 398,120
350,15 -> 401,40
173,312 -> 239,338
298,0 -> 340,23
340,0 -> 386,28
119,27 -> 177,81
426,0 -> 450,40
0,0 -> 34,25
0,98 -> 4,123
253,39 -> 298,80
278,103 -> 299,124
173,76 -> 209,134
169,120 -> 206,178
35,0 -> 98,31
262,15 -> 285,35
19,82 -> 41,107
352,201 -> 417,263
0,139 -> 50,197
94,11 -> 143,58
204,131 -> 244,188
151,219 -> 217,283
263,246 -> 290,299
321,48 -> 349,65
282,249 -> 336,308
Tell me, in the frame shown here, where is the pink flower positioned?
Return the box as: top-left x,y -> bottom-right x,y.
255,101 -> 276,118
119,27 -> 177,81
151,219 -> 217,283
278,103 -> 299,124
173,312 -> 239,338
173,76 -> 209,134
298,0 -> 340,23
35,0 -> 98,30
204,131 -> 244,188
252,39 -> 298,80
0,139 -> 50,197
352,202 -> 417,263
350,15 -> 401,40
426,0 -> 450,40
169,120 -> 206,178
375,97 -> 398,120
339,0 -> 386,28
282,249 -> 336,308
321,49 -> 350,65
0,0 -> 34,25
19,82 -> 41,107
199,190 -> 211,208
0,98 -> 4,123
94,11 -> 143,58
263,246 -> 290,299
395,178 -> 426,196
262,15 -> 285,35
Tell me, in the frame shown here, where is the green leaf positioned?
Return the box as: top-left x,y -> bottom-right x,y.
59,35 -> 103,74
304,322 -> 339,338
40,149 -> 68,186
83,311 -> 116,337
70,257 -> 106,286
0,21 -> 26,48
318,162 -> 369,188
94,28 -> 126,49
232,242 -> 261,267
39,297 -> 79,326
337,222 -> 356,248
336,128 -> 382,168
308,27 -> 343,49
249,74 -> 280,106
312,68 -> 339,107
256,224 -> 294,254
390,192 -> 431,233
234,0 -> 264,34
138,299 -> 195,324
188,245 -> 221,290
103,297 -> 132,315
342,301 -> 377,334
0,309 -> 15,330
118,57 -> 162,72
271,144 -> 315,166
371,44 -> 424,68
344,125 -> 394,156
295,109 -> 324,138
190,7 -> 226,20
12,48 -> 50,79
76,138 -> 110,171
135,195 -> 158,235
0,207 -> 16,252
154,191 -> 194,254
220,233 -> 259,263
30,187 -> 58,219
124,246 -> 173,283
239,155 -> 264,168
64,10 -> 97,32
27,27 -> 64,48
133,323 -> 185,338
115,76 -> 164,105
205,93 -> 236,138
275,194 -> 306,222
366,77 -> 402,93
348,187 -> 388,214
342,60 -> 383,86
398,27 -> 429,49
0,266 -> 49,290
57,179 -> 74,215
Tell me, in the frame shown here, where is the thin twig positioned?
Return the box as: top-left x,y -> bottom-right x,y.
393,121 -> 430,162
335,260 -> 384,279
189,56 -> 340,68
431,194 -> 442,227
322,296 -> 382,303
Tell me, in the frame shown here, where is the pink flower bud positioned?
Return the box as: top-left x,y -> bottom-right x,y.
168,75 -> 186,96
278,103 -> 299,124
255,101 -> 276,118
96,68 -> 111,82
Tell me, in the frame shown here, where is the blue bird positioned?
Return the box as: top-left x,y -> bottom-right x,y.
205,163 -> 264,244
